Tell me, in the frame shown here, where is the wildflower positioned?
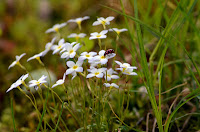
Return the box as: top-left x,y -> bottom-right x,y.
92,16 -> 114,29
29,75 -> 47,90
104,68 -> 119,81
45,23 -> 67,33
67,16 -> 90,30
8,53 -> 26,69
6,74 -> 29,93
104,83 -> 119,89
109,28 -> 128,35
65,60 -> 83,79
42,37 -> 56,56
89,30 -> 108,40
115,61 -> 137,72
86,67 -> 107,78
109,28 -> 128,40
78,51 -> 97,61
68,33 -> 86,41
61,43 -> 81,59
51,38 -> 66,54
91,50 -> 115,65
52,73 -> 66,88
122,68 -> 137,76
27,52 -> 44,65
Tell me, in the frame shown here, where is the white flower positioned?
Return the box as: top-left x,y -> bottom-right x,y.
78,51 -> 97,61
104,83 -> 119,89
42,37 -> 56,56
67,16 -> 90,30
91,50 -> 115,65
61,43 -> 81,59
89,30 -> 108,40
45,23 -> 67,33
52,73 -> 66,88
104,68 -> 119,81
51,38 -> 66,54
8,53 -> 26,69
93,16 -> 114,29
68,33 -> 86,39
86,67 -> 107,78
27,52 -> 44,62
29,75 -> 47,89
109,28 -> 128,35
6,74 -> 29,93
121,68 -> 137,76
65,60 -> 83,79
115,61 -> 137,68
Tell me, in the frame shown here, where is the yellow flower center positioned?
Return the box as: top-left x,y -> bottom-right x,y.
69,50 -> 74,54
58,45 -> 62,49
96,34 -> 101,38
107,74 -> 111,77
101,20 -> 106,25
73,65 -> 78,69
116,31 -> 120,35
54,27 -> 59,32
122,68 -> 126,72
77,20 -> 81,25
101,56 -> 105,59
95,72 -> 99,75
85,54 -> 90,57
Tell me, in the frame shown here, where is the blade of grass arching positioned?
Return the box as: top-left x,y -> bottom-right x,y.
133,0 -> 163,131
54,102 -> 64,132
36,89 -> 49,132
154,0 -> 198,80
119,0 -> 136,54
158,56 -> 164,125
164,88 -> 200,132
11,98 -> 18,132
149,0 -> 187,74
185,62 -> 200,88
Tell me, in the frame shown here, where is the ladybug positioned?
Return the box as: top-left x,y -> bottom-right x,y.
104,49 -> 114,56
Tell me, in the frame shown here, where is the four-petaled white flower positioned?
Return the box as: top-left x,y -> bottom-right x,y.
78,52 -> 97,61
89,30 -> 108,40
29,75 -> 47,90
91,50 -> 115,65
61,43 -> 81,59
6,74 -> 29,93
115,61 -> 137,72
104,83 -> 119,89
104,68 -> 119,81
86,67 -> 107,78
27,52 -> 44,62
65,60 -> 83,79
51,38 -> 66,54
121,68 -> 137,76
93,16 -> 114,29
8,53 -> 26,69
52,73 -> 66,88
68,16 -> 90,30
109,28 -> 128,40
109,28 -> 128,35
42,37 -> 56,56
45,23 -> 67,33
68,33 -> 86,40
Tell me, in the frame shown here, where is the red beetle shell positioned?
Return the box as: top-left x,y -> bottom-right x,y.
104,49 -> 114,56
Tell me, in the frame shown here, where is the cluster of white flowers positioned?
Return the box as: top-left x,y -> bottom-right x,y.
7,16 -> 137,93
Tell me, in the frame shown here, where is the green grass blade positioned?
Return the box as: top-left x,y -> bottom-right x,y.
164,88 -> 200,132
54,102 -> 64,132
11,98 -> 18,132
36,89 -> 49,132
133,0 -> 163,131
